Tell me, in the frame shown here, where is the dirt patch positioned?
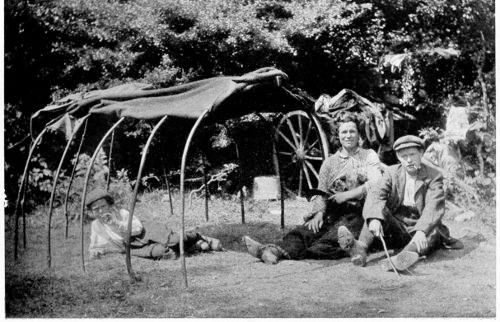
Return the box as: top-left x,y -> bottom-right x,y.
4,194 -> 496,317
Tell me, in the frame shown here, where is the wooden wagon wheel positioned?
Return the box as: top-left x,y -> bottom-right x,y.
274,111 -> 329,197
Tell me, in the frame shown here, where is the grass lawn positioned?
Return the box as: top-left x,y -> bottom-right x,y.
4,190 -> 496,318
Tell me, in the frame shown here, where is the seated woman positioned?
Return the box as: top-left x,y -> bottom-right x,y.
243,111 -> 383,264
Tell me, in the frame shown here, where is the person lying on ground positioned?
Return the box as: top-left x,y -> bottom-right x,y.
337,135 -> 464,272
243,111 -> 383,264
86,189 -> 222,259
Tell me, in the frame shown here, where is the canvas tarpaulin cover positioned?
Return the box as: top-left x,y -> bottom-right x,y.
31,67 -> 312,137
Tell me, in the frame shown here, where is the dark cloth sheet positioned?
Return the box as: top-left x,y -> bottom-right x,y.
30,67 -> 309,137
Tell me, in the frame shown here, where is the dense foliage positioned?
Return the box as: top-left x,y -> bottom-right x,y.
5,0 -> 495,210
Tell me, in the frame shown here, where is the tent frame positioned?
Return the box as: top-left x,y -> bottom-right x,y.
13,109 -> 293,286
125,115 -> 170,281
13,72 -> 317,288
46,115 -> 90,268
13,127 -> 48,259
78,117 -> 125,272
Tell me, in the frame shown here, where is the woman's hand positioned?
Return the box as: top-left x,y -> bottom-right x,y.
304,212 -> 324,233
329,185 -> 365,204
330,191 -> 349,204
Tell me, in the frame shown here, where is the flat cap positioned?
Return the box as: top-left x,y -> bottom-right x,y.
393,135 -> 424,151
85,188 -> 114,207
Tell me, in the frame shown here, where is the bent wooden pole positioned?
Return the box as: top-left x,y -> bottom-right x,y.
224,124 -> 245,224
180,110 -> 210,288
63,118 -> 90,238
165,170 -> 174,217
256,112 -> 286,229
22,140 -> 35,249
46,115 -> 90,268
273,135 -> 285,229
160,155 -> 175,216
201,153 -> 209,222
13,127 -> 48,260
125,115 -> 169,282
79,117 -> 125,272
106,130 -> 115,191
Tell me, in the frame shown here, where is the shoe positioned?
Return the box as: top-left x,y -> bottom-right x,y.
338,226 -> 368,267
201,235 -> 223,251
161,248 -> 178,260
261,247 -> 281,264
443,237 -> 464,250
150,244 -> 168,258
242,236 -> 264,259
195,239 -> 210,251
89,249 -> 103,259
242,236 -> 289,264
382,250 -> 419,271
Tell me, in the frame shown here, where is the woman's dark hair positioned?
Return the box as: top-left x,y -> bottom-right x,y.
328,111 -> 365,149
335,111 -> 362,132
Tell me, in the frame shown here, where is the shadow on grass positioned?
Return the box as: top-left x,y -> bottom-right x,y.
5,272 -> 141,318
195,221 -> 392,267
196,221 -> 292,252
424,232 -> 487,264
360,232 -> 489,276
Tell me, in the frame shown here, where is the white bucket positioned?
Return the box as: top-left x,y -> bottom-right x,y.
253,176 -> 281,200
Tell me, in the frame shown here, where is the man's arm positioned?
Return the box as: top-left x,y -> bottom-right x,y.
357,149 -> 384,198
118,209 -> 144,236
363,149 -> 384,193
362,168 -> 393,222
414,171 -> 445,234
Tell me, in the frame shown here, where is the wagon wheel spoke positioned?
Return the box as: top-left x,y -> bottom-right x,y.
275,111 -> 329,197
305,160 -> 320,180
279,144 -> 297,156
302,164 -> 313,189
303,121 -> 312,149
304,139 -> 319,154
305,155 -> 323,161
278,131 -> 297,151
279,152 -> 295,165
281,160 -> 296,171
298,163 -> 303,196
297,115 -> 304,147
286,119 -> 300,147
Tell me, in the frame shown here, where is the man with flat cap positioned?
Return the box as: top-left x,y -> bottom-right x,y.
337,135 -> 463,271
86,188 -> 222,259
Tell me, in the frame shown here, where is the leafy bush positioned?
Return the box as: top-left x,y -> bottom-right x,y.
5,0 -> 495,211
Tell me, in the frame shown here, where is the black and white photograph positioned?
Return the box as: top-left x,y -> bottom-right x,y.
2,0 -> 496,318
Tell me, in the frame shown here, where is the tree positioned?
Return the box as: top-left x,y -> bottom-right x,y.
4,0 -> 495,207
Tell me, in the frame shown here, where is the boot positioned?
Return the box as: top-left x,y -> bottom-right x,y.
161,247 -> 178,260
242,236 -> 289,264
242,236 -> 264,259
338,226 -> 368,266
195,239 -> 210,251
201,235 -> 223,251
382,250 -> 419,272
150,244 -> 168,258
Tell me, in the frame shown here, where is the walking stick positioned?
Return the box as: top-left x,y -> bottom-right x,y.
378,235 -> 401,278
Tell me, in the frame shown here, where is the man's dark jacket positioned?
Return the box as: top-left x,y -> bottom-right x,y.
363,161 -> 447,236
